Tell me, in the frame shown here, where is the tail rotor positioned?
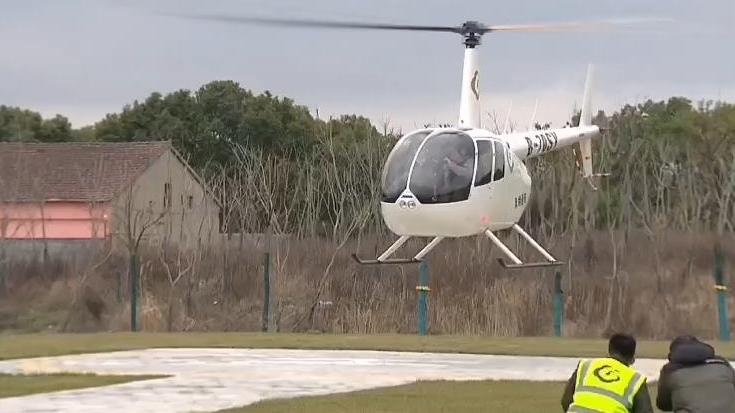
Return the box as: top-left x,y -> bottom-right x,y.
574,64 -> 610,189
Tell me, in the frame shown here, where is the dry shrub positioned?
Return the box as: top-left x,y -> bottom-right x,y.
0,229 -> 733,340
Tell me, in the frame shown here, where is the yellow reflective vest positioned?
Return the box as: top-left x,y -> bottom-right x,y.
567,357 -> 646,413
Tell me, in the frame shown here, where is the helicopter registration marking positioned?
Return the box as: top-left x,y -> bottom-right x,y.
514,193 -> 528,208
524,131 -> 559,157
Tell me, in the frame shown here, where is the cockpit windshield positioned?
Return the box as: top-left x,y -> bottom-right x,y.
409,132 -> 475,204
381,130 -> 430,203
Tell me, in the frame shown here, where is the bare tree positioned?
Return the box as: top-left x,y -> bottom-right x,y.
294,134 -> 374,332
158,242 -> 198,331
113,182 -> 168,331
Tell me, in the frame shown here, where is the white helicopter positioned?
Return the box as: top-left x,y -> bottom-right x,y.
172,14 -> 662,269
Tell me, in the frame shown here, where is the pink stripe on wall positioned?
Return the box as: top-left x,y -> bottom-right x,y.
0,202 -> 111,240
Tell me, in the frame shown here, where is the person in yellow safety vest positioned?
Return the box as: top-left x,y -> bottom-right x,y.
561,333 -> 653,413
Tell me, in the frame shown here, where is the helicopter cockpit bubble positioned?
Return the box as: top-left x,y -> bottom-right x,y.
381,129 -> 431,203
409,131 -> 475,204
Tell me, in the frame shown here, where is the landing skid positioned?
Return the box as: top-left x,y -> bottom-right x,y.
486,224 -> 564,270
351,255 -> 422,265
352,235 -> 443,265
353,225 -> 562,269
496,260 -> 564,269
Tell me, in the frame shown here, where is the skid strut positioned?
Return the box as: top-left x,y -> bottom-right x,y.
352,236 -> 444,265
487,224 -> 564,269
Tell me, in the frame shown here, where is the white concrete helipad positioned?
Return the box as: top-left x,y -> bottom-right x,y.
0,348 -> 669,413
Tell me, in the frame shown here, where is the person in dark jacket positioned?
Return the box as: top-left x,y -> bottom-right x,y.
656,335 -> 735,412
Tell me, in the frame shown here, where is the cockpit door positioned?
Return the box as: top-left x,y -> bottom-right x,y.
474,139 -> 507,185
474,140 -> 495,187
492,140 -> 506,181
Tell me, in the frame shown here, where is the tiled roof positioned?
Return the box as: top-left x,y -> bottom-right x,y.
0,141 -> 170,202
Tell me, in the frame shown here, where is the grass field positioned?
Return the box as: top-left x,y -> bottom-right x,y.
0,373 -> 166,399
2,332 -> 734,361
219,380 -> 662,413
0,332 -> 711,412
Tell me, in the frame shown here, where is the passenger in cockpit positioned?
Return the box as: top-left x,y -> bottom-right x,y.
441,145 -> 474,202
444,146 -> 473,179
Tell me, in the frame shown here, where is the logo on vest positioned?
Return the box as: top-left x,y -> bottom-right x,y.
593,365 -> 621,383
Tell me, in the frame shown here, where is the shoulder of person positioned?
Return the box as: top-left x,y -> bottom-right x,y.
706,356 -> 733,366
659,361 -> 675,373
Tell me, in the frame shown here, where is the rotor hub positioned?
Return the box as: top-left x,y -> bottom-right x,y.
463,33 -> 481,48
459,21 -> 485,35
460,21 -> 485,47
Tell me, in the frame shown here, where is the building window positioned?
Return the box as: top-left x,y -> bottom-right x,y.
188,195 -> 194,209
163,182 -> 171,208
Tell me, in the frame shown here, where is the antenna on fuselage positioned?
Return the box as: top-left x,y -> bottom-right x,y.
528,98 -> 539,130
502,101 -> 513,134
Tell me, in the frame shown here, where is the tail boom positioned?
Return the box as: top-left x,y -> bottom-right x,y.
505,125 -> 600,161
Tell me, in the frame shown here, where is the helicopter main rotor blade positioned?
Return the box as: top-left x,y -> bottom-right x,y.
484,17 -> 673,33
164,13 -> 462,33
163,13 -> 673,36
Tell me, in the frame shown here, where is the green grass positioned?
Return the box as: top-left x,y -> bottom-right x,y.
219,381 -> 658,413
2,332 -> 734,361
0,333 -> 683,411
222,380 -> 565,413
219,380 -> 663,413
0,373 -> 166,398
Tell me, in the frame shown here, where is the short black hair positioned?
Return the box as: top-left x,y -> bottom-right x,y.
669,335 -> 699,352
609,333 -> 637,360
667,335 -> 713,360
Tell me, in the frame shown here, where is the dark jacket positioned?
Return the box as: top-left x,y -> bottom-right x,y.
561,356 -> 653,413
656,341 -> 735,412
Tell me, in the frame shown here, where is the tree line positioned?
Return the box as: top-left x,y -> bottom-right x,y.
1,80 -> 388,172
2,81 -> 734,236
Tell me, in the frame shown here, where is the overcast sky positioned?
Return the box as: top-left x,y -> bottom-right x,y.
1,0 -> 733,133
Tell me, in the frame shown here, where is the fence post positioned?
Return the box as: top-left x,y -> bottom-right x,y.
714,248 -> 730,341
553,271 -> 564,337
117,270 -> 124,303
262,219 -> 277,333
417,261 -> 430,336
0,252 -> 5,293
129,253 -> 140,332
262,251 -> 270,332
